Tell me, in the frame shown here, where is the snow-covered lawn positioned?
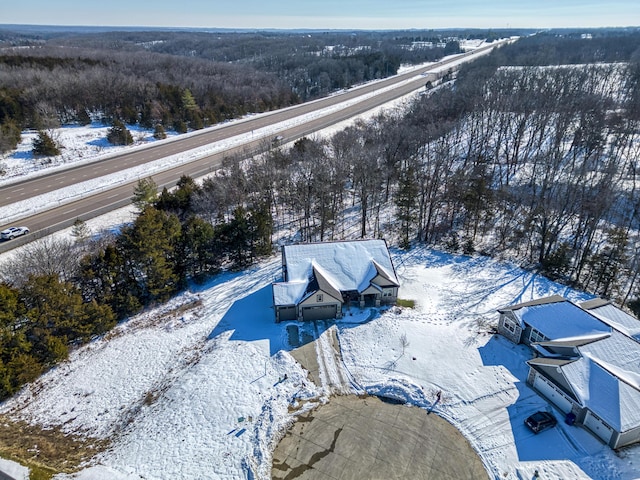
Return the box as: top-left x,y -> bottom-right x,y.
2,247 -> 639,479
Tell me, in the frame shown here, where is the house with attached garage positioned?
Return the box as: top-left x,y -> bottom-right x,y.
498,295 -> 640,448
272,239 -> 399,322
497,295 -> 611,346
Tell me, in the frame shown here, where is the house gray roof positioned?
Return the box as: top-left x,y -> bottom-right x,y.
535,335 -> 610,348
580,301 -> 640,341
534,330 -> 640,433
527,357 -> 574,367
502,297 -> 611,341
580,297 -> 611,310
497,294 -> 566,313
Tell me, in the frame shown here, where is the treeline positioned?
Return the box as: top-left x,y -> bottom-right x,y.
0,28 -> 472,153
0,175 -> 272,399
0,45 -> 295,148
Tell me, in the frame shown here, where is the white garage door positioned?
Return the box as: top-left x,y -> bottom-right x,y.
584,410 -> 614,445
533,374 -> 574,414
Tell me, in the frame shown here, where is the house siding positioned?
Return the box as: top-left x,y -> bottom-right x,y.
498,312 -> 522,344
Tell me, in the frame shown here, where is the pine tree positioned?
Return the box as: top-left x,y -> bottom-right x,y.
179,216 -> 218,281
153,123 -> 167,140
80,244 -> 142,320
76,109 -> 92,126
32,130 -> 61,156
132,177 -> 158,212
0,283 -> 20,328
71,218 -> 91,243
0,120 -> 21,153
395,163 -> 419,250
107,119 -> 133,145
121,207 -> 183,303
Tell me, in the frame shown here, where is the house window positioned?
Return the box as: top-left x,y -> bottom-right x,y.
317,294 -> 323,302
529,328 -> 547,344
503,318 -> 517,334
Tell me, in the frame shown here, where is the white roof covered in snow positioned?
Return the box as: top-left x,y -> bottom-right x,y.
283,240 -> 398,291
511,300 -> 611,340
272,280 -> 308,306
583,303 -> 640,341
561,330 -> 640,432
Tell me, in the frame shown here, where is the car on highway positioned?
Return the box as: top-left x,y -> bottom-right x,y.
525,411 -> 557,434
0,226 -> 30,240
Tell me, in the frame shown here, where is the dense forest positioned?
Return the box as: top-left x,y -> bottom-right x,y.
1,28 -> 640,399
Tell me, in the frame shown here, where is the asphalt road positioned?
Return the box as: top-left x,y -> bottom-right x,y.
0,41 -> 508,253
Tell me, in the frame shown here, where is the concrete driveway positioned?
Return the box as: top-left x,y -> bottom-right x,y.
272,394 -> 489,480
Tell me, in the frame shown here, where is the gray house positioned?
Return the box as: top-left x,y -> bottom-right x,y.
527,330 -> 640,448
498,295 -> 640,448
497,295 -> 610,345
272,239 -> 399,322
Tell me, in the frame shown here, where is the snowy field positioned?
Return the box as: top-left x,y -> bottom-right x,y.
2,247 -> 640,479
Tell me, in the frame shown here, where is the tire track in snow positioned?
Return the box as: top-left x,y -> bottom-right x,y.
313,324 -> 352,395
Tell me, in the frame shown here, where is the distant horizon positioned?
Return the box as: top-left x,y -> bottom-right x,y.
3,0 -> 639,31
0,23 -> 636,35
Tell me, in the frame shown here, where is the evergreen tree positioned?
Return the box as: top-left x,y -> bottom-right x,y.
0,120 -> 21,154
153,123 -> 167,140
248,202 -> 273,257
107,119 -> 133,145
32,130 -> 61,156
132,177 -> 159,212
179,216 -> 218,281
21,274 -> 116,349
76,108 -> 92,126
71,218 -> 91,243
0,283 -> 21,328
155,175 -> 199,220
80,244 -> 142,320
120,207 -> 183,303
395,163 -> 419,250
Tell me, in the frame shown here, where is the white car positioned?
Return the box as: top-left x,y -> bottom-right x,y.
0,226 -> 30,240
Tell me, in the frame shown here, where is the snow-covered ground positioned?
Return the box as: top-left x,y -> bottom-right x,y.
2,247 -> 640,480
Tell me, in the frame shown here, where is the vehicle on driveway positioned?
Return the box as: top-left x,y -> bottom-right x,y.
525,411 -> 557,434
0,226 -> 30,240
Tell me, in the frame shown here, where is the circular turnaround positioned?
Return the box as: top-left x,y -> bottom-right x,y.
272,395 -> 488,480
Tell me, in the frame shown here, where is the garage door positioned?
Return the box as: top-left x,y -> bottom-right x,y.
584,410 -> 614,445
302,304 -> 337,321
278,306 -> 297,321
533,374 -> 574,413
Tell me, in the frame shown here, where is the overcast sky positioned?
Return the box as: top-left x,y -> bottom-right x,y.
3,0 -> 639,30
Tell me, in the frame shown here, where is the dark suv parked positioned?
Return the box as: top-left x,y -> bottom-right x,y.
525,411 -> 557,434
